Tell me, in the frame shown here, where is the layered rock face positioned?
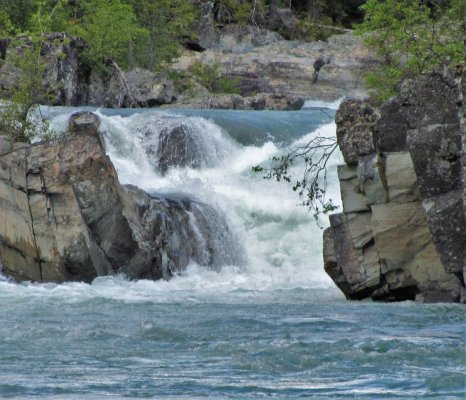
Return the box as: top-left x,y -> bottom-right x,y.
0,112 -> 238,283
324,71 -> 466,303
172,31 -> 374,109
1,28 -> 374,110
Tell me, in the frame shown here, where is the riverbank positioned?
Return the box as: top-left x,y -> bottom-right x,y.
0,30 -> 372,110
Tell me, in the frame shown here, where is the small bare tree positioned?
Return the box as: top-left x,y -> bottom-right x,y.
253,134 -> 339,224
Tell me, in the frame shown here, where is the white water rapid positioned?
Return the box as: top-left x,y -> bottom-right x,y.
46,106 -> 343,294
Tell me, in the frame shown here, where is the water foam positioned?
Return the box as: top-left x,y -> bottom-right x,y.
42,107 -> 343,293
302,97 -> 344,110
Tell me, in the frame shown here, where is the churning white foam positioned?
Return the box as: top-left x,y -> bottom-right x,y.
41,108 -> 344,294
302,97 -> 344,110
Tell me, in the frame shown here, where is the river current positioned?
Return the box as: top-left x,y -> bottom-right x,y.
0,103 -> 464,399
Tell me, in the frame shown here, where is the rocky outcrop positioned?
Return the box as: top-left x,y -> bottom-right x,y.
0,33 -> 85,106
0,112 -> 239,283
1,28 -> 374,110
324,71 -> 466,303
0,34 -> 178,108
173,31 -> 374,106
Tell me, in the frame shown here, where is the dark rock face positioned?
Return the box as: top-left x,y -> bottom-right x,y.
0,33 -> 84,106
0,113 -> 241,283
374,98 -> 409,152
156,124 -> 202,173
190,0 -> 217,49
335,99 -> 376,166
0,35 -> 178,109
122,186 -> 242,280
324,71 -> 465,303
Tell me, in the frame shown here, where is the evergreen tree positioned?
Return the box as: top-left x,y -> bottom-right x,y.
62,0 -> 147,71
125,0 -> 197,71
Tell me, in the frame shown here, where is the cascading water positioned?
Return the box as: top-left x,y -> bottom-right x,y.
49,107 -> 342,290
34,105 -> 343,289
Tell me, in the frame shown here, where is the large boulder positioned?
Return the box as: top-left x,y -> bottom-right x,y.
0,122 -> 116,282
154,123 -> 203,173
122,186 -> 242,279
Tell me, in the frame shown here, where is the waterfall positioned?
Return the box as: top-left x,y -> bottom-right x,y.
46,106 -> 342,290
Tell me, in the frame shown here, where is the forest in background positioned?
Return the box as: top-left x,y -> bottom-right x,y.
0,0 -> 366,72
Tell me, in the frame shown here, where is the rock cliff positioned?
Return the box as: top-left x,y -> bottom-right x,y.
324,71 -> 466,303
0,112 -> 239,283
0,34 -> 177,108
171,30 -> 373,109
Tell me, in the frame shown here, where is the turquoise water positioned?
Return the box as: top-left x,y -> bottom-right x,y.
0,277 -> 464,399
2,106 -> 465,398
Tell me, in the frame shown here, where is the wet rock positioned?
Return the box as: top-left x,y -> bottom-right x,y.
156,123 -> 202,173
121,186 -> 243,279
0,112 -> 242,283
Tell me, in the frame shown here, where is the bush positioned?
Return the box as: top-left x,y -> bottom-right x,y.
190,61 -> 239,95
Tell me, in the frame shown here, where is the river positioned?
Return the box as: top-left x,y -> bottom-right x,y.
0,104 -> 464,399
